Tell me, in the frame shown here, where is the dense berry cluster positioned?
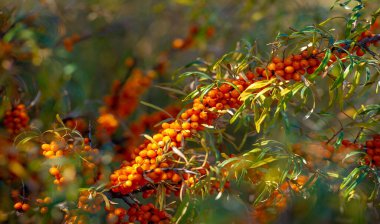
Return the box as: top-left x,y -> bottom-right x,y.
252,176 -> 308,223
256,49 -> 326,81
103,69 -> 156,118
96,69 -> 156,140
41,141 -> 66,159
126,203 -> 170,224
109,73 -> 255,195
364,135 -> 380,167
292,140 -> 361,169
42,136 -> 99,187
3,104 -> 29,136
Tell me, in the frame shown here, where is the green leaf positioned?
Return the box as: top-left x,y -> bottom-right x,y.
249,156 -> 278,169
179,71 -> 213,80
331,62 -> 354,90
240,78 -> 276,99
334,131 -> 344,149
230,104 -> 246,124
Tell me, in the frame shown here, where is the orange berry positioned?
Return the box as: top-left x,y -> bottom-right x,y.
293,54 -> 302,61
275,70 -> 285,77
255,67 -> 265,75
190,122 -> 199,129
308,58 -> 318,67
181,122 -> 191,130
284,66 -> 295,74
49,167 -> 60,176
267,62 -> 276,71
153,134 -> 163,142
275,62 -> 284,70
284,58 -> 293,66
151,215 -> 160,222
356,48 -> 365,56
215,103 -> 224,110
22,203 -> 30,212
300,59 -> 309,68
14,202 -> 23,210
190,114 -> 199,122
172,173 -> 182,182
147,150 -> 157,158
172,38 -> 185,49
272,56 -> 282,63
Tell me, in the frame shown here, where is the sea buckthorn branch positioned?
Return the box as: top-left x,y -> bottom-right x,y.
104,25 -> 380,221
3,104 -> 30,136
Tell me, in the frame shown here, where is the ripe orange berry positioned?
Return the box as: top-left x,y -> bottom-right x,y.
190,122 -> 199,129
172,173 -> 182,182
275,62 -> 284,70
181,112 -> 189,120
215,103 -> 224,110
284,66 -> 295,74
293,54 -> 302,61
308,58 -> 318,67
356,48 -> 365,56
272,56 -> 282,63
267,62 -> 276,71
300,59 -> 309,68
14,202 -> 23,210
22,203 -> 30,212
181,122 -> 191,130
147,150 -> 157,158
172,38 -> 185,49
275,70 -> 285,77
190,114 -> 199,122
284,58 -> 293,66
49,167 -> 60,176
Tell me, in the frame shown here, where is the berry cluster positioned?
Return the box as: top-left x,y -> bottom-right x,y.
103,69 -> 156,118
351,30 -> 380,56
77,190 -> 103,213
3,104 -> 29,136
36,196 -> 52,214
13,202 -> 30,213
106,207 -> 127,224
256,50 -> 325,81
41,141 -> 66,158
292,140 -> 362,169
42,134 -> 99,187
96,112 -> 119,138
330,140 -> 362,164
252,176 -> 308,224
49,166 -> 65,185
364,135 -> 380,167
126,203 -> 170,224
109,74 -> 255,195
